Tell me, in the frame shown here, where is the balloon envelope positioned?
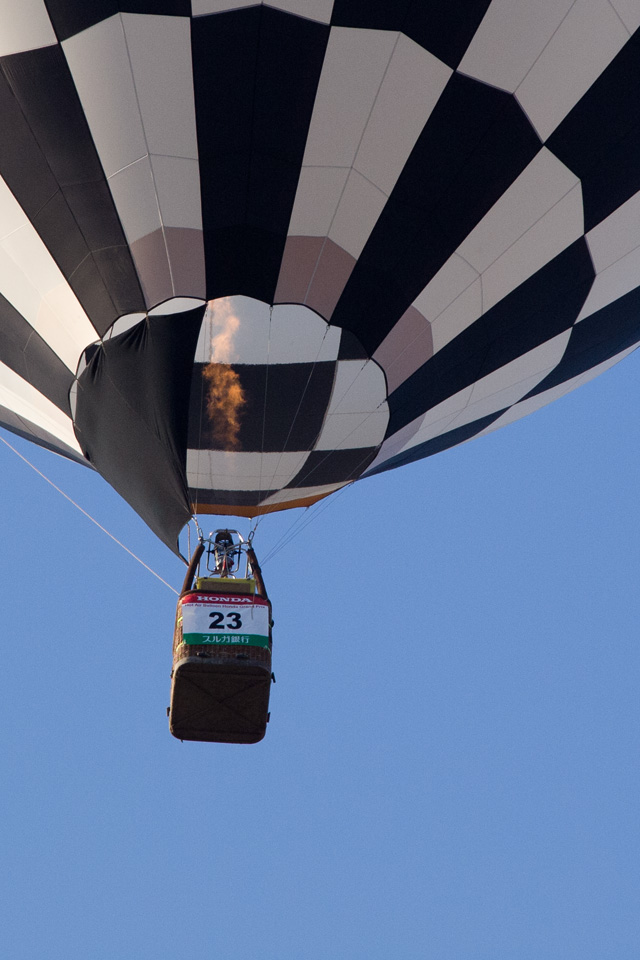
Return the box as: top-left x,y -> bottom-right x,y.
0,1 -> 639,551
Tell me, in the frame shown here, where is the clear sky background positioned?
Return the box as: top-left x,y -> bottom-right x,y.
1,346 -> 639,960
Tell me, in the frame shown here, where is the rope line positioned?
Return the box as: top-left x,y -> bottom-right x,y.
260,435 -> 379,564
261,479 -> 356,565
259,506 -> 312,564
0,435 -> 178,595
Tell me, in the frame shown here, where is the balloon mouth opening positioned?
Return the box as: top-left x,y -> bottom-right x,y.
185,296 -> 388,514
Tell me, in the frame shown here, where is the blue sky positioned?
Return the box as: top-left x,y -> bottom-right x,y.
1,348 -> 639,960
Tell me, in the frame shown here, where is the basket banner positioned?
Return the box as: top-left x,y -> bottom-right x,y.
180,594 -> 270,648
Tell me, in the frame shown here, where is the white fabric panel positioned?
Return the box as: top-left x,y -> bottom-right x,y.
363,423 -> 417,475
316,359 -> 389,450
327,360 -> 386,414
0,0 -> 56,55
107,313 -> 146,338
265,304 -> 340,363
429,278 -> 482,355
302,28 -> 398,168
515,0 -> 629,142
456,149 -> 580,274
288,167 -> 349,236
396,333 -> 571,451
0,361 -> 80,454
0,179 -> 33,240
194,297 -> 340,364
107,300 -> 208,337
417,151 -> 583,354
121,15 -> 198,160
289,32 -> 449,242
195,296 -> 268,364
353,34 -> 451,196
0,178 -> 96,371
465,331 -> 571,405
108,157 -> 162,243
68,379 -> 78,418
413,254 -> 479,329
315,409 -> 389,450
193,0 -> 335,26
457,0 -> 574,93
148,298 -> 206,315
260,481 -> 346,505
192,1 -> 258,13
394,389 -> 473,452
64,14 -> 203,254
328,170 -> 387,259
474,344 -> 638,437
63,16 -> 147,178
482,183 -> 583,314
150,156 -> 203,230
372,307 -> 433,393
586,189 -> 640,273
265,0 -> 334,23
609,0 -> 640,32
187,449 -> 308,491
576,245 -> 640,322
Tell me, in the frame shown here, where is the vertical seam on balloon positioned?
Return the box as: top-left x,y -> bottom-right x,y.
283,394 -> 387,492
513,0 -> 580,104
257,302 -> 273,507
605,0 -> 633,36
300,29 -> 401,306
120,12 -> 176,299
258,321 -> 332,514
193,303 -> 209,518
388,162 -> 582,386
1,50 -> 101,329
245,6 -> 265,237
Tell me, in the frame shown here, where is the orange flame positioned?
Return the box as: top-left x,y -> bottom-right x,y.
203,298 -> 246,450
203,363 -> 246,449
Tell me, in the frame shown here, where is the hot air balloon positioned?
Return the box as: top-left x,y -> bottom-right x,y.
1,2 -> 640,738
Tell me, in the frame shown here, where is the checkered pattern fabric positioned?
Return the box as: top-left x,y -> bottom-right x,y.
0,2 -> 638,545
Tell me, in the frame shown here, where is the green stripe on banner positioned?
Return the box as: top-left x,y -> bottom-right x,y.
183,632 -> 269,648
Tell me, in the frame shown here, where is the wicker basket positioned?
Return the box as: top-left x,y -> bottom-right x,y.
169,591 -> 273,743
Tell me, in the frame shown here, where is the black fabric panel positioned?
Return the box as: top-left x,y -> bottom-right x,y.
386,239 -> 594,436
331,0 -> 413,32
523,287 -> 640,400
332,74 -> 541,355
546,30 -> 640,232
366,411 -> 506,477
188,361 -> 335,453
74,306 -> 205,555
188,488 -> 278,509
0,46 -> 144,332
64,180 -> 145,322
331,0 -> 492,69
2,45 -> 105,185
68,250 -> 136,329
286,447 -> 376,487
192,7 -> 329,303
0,65 -> 58,214
338,329 -> 368,361
0,403 -> 88,465
32,189 -> 92,281
0,294 -> 73,413
43,0 -> 191,42
400,0 -> 492,69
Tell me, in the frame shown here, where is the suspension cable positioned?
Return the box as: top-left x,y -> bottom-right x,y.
260,479 -> 356,565
0,434 -> 179,595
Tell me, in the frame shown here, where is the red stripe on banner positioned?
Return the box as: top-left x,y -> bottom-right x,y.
180,593 -> 269,606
